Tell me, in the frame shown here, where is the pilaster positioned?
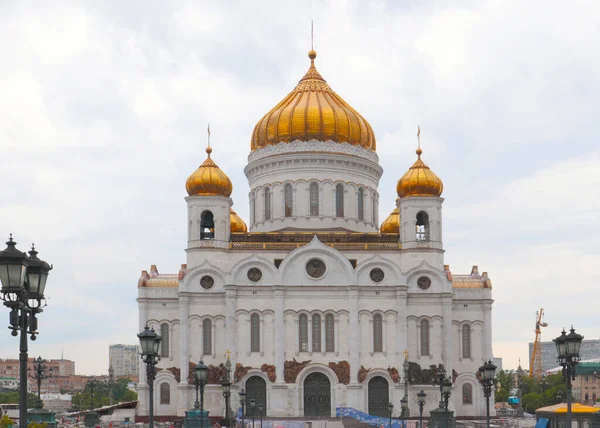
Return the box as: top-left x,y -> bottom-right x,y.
178,295 -> 190,416
274,287 -> 285,383
348,287 -> 360,384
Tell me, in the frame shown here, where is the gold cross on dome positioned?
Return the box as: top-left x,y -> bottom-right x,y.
225,349 -> 231,360
404,349 -> 409,361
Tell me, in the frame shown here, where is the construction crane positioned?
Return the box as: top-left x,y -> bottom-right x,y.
530,309 -> 548,379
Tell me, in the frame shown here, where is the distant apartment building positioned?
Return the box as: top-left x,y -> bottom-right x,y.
0,357 -> 77,393
528,339 -> 600,373
109,344 -> 139,378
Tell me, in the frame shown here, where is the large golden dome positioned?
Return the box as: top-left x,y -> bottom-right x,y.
186,146 -> 233,197
396,148 -> 443,198
380,201 -> 400,233
230,208 -> 248,233
251,50 -> 376,151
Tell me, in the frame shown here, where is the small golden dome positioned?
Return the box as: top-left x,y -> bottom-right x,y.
230,208 -> 248,233
186,146 -> 233,197
380,204 -> 400,233
396,148 -> 443,198
251,50 -> 376,151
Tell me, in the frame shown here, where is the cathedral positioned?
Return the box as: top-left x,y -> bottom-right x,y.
136,49 -> 494,420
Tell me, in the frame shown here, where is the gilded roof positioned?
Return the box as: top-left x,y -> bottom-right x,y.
230,208 -> 248,233
396,148 -> 443,198
251,50 -> 376,151
186,147 -> 233,197
380,204 -> 400,233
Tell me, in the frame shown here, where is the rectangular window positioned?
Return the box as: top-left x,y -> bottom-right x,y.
312,315 -> 321,353
299,315 -> 308,352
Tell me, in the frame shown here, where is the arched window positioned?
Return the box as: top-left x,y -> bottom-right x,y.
420,319 -> 429,356
264,187 -> 271,221
284,184 -> 293,217
325,314 -> 335,352
357,188 -> 364,220
312,314 -> 321,353
416,211 -> 429,241
160,323 -> 169,357
462,383 -> 473,404
372,197 -> 377,224
250,313 -> 260,352
160,382 -> 170,404
203,319 -> 212,355
251,196 -> 256,224
299,314 -> 308,352
310,183 -> 319,216
335,184 -> 344,217
373,314 -> 383,353
462,324 -> 471,359
200,211 -> 214,240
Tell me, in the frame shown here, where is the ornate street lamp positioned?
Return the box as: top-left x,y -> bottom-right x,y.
401,396 -> 408,427
432,364 -> 447,408
478,359 -> 497,428
239,389 -> 246,428
442,377 -> 452,428
0,236 -> 52,428
554,327 -> 583,428
258,402 -> 264,428
417,390 -> 426,428
194,360 -> 208,427
387,402 -> 393,428
28,357 -> 53,409
138,325 -> 162,428
540,375 -> 548,405
250,398 -> 256,428
221,360 -> 232,428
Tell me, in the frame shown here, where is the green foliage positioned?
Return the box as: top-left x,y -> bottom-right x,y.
0,391 -> 38,404
27,422 -> 47,428
494,370 -> 567,413
71,378 -> 137,410
0,414 -> 15,428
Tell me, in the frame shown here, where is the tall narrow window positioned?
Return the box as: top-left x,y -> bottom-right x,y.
251,197 -> 256,224
358,188 -> 364,220
372,197 -> 377,224
250,313 -> 260,352
310,183 -> 319,216
160,383 -> 170,404
200,211 -> 214,240
373,314 -> 383,352
325,314 -> 335,352
299,314 -> 308,352
284,184 -> 293,217
335,184 -> 344,217
203,319 -> 212,355
420,319 -> 430,356
462,324 -> 471,359
264,188 -> 271,220
312,314 -> 321,352
416,211 -> 429,241
462,384 -> 473,404
160,323 -> 169,357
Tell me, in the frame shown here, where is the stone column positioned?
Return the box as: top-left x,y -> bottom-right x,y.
348,287 -> 360,384
225,287 -> 237,368
442,295 -> 453,376
396,289 -> 407,367
274,288 -> 285,383
178,295 -> 190,416
138,299 -> 148,416
483,302 -> 492,360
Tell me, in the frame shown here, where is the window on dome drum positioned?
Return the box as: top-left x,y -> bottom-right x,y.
335,184 -> 344,217
251,198 -> 255,224
250,313 -> 260,352
160,323 -> 169,358
373,314 -> 383,353
285,183 -> 293,217
299,314 -> 308,352
372,197 -> 377,224
264,187 -> 271,220
200,211 -> 214,240
312,314 -> 321,352
358,188 -> 364,220
203,319 -> 212,355
462,383 -> 473,404
462,324 -> 471,359
310,183 -> 319,216
420,319 -> 429,356
325,314 -> 335,352
160,382 -> 170,405
416,211 -> 430,241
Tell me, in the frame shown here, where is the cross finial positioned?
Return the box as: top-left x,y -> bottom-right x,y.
225,349 -> 231,360
311,20 -> 314,51
417,125 -> 421,149
207,124 -> 211,148
403,349 -> 409,361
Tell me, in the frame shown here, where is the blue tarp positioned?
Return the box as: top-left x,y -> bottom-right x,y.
535,418 -> 549,428
336,407 -> 406,428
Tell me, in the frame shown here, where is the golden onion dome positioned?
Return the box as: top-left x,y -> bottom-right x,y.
186,146 -> 233,197
251,50 -> 376,151
396,148 -> 443,198
230,208 -> 248,233
380,206 -> 400,233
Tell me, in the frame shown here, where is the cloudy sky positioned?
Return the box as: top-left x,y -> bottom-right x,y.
1,0 -> 599,375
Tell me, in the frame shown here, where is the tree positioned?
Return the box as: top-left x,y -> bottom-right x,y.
0,391 -> 38,404
0,414 -> 15,428
71,378 -> 137,410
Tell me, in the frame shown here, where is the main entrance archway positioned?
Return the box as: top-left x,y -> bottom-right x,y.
246,376 -> 267,416
303,372 -> 331,417
368,376 -> 389,417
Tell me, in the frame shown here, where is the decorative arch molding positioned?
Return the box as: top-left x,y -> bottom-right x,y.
283,309 -> 349,317
358,309 -> 398,318
183,259 -> 227,292
188,314 -> 226,323
238,368 -> 272,386
353,254 -> 405,286
406,260 -> 447,284
295,363 -> 339,387
453,320 -> 484,327
362,368 -> 394,385
227,254 -> 279,285
155,369 -> 178,383
235,309 -> 275,317
406,315 -> 444,323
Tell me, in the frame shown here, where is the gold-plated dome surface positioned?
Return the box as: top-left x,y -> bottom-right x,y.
396,148 -> 443,198
251,50 -> 376,151
186,147 -> 233,197
380,204 -> 400,233
230,208 -> 248,233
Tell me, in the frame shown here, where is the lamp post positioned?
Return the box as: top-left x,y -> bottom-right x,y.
0,236 -> 52,428
221,358 -> 232,428
554,327 -> 583,428
87,377 -> 99,410
138,325 -> 162,428
108,365 -> 115,406
387,402 -> 393,428
239,389 -> 246,428
250,398 -> 256,428
433,364 -> 447,409
442,378 -> 452,428
478,360 -> 497,428
402,356 -> 410,418
28,356 -> 53,409
194,360 -> 208,427
400,397 -> 408,428
540,375 -> 548,405
417,390 -> 426,428
258,403 -> 263,428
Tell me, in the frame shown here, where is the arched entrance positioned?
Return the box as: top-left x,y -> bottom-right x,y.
368,376 -> 389,417
246,376 -> 267,417
303,372 -> 331,417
